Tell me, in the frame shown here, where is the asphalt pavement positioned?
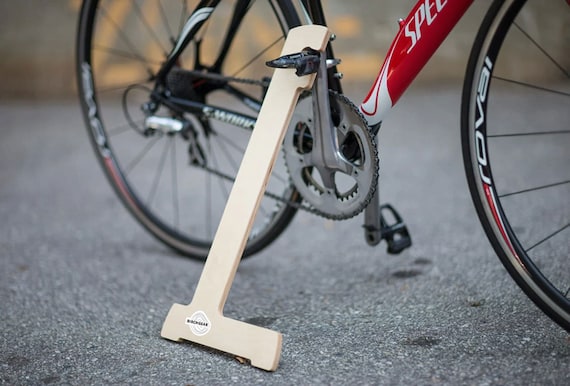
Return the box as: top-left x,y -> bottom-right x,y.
1,85 -> 569,385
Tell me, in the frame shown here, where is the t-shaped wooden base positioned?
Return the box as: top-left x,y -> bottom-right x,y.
161,25 -> 331,371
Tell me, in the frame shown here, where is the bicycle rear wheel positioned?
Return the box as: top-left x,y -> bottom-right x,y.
462,0 -> 569,330
76,0 -> 303,260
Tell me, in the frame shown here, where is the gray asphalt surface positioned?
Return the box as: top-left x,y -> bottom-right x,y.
1,86 -> 569,385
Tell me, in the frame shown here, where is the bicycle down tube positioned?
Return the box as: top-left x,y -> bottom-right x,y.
358,0 -> 474,126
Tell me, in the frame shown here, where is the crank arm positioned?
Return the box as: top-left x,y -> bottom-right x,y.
268,44 -> 350,175
363,189 -> 412,254
363,188 -> 382,246
310,50 -> 352,175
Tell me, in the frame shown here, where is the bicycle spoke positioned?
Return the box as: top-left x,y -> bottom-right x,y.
488,129 -> 570,138
213,138 -> 241,176
79,0 -> 299,259
213,131 -> 247,153
95,79 -> 154,94
124,136 -> 162,174
231,36 -> 284,78
208,145 -> 232,201
499,180 -> 570,198
460,0 -> 570,330
514,22 -> 570,79
525,223 -> 570,253
107,119 -> 146,137
93,44 -> 163,67
205,141 -> 214,238
171,138 -> 180,229
98,6 -> 152,75
212,135 -> 268,217
147,137 -> 172,205
131,0 -> 169,57
492,76 -> 570,98
157,0 -> 175,43
215,130 -> 291,186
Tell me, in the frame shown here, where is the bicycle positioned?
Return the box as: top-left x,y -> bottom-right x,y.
76,0 -> 569,332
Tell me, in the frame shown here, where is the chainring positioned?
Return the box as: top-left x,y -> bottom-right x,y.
283,91 -> 379,220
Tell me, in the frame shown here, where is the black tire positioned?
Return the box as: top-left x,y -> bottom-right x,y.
76,0 -> 303,261
462,0 -> 570,330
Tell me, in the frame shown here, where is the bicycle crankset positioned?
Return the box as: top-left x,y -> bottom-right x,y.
283,91 -> 379,220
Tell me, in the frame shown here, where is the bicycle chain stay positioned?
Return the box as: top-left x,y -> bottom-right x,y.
170,68 -> 270,88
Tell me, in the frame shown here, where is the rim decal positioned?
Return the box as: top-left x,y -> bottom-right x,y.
483,183 -> 526,270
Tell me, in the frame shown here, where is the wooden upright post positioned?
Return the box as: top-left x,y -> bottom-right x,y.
161,25 -> 331,371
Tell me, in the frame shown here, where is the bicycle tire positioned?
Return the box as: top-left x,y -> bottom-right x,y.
462,0 -> 570,331
76,0 -> 304,261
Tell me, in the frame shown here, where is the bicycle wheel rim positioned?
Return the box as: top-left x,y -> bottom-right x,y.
462,0 -> 570,330
76,0 -> 302,260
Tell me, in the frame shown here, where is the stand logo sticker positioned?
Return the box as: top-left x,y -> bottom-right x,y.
185,311 -> 211,336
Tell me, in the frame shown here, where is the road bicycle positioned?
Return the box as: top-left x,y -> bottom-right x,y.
76,0 -> 569,332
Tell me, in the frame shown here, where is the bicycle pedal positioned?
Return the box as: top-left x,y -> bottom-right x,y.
266,49 -> 321,76
380,204 -> 412,255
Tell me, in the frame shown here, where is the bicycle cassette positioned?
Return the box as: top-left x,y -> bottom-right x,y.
283,91 -> 379,220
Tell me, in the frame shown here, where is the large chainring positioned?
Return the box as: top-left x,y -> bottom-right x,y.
283,91 -> 379,220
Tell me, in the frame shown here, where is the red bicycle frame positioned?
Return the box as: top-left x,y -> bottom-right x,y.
359,0 -> 474,125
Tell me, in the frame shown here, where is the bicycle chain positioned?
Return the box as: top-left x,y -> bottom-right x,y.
195,162 -> 326,216
195,100 -> 378,220
184,69 -> 269,87
198,156 -> 377,220
186,73 -> 378,219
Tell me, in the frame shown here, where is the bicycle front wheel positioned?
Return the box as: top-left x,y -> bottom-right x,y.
462,0 -> 570,330
76,0 -> 303,260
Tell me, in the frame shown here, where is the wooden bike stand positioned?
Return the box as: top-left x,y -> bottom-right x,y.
161,25 -> 330,371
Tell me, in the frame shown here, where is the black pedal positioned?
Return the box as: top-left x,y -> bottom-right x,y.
380,204 -> 412,254
266,49 -> 321,76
